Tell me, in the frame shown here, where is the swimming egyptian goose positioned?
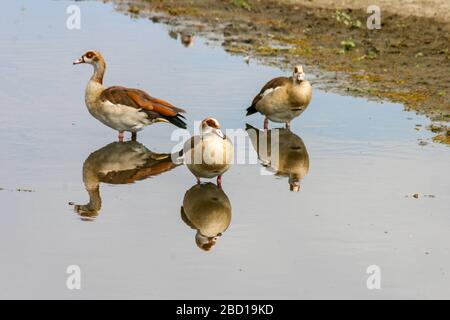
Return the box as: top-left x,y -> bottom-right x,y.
183,118 -> 234,187
181,183 -> 232,251
246,124 -> 309,192
246,65 -> 312,129
73,50 -> 187,142
72,141 -> 179,220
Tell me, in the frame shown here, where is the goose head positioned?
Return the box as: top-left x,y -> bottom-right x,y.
200,118 -> 225,139
195,232 -> 221,251
289,174 -> 301,192
73,50 -> 105,68
293,65 -> 305,83
73,187 -> 102,221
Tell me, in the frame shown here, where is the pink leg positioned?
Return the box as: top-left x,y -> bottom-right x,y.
118,131 -> 124,142
217,175 -> 222,188
264,118 -> 269,130
286,121 -> 291,129
196,177 -> 201,185
131,132 -> 137,141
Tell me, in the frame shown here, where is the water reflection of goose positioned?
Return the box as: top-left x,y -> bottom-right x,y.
167,30 -> 195,47
180,33 -> 195,48
246,124 -> 310,192
72,141 -> 179,220
181,183 -> 232,251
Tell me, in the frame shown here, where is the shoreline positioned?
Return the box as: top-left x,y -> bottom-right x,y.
104,0 -> 449,144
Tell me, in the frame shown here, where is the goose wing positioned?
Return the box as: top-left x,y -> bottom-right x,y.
100,86 -> 187,128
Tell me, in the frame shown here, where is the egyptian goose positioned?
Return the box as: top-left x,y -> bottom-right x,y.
181,183 -> 232,251
246,124 -> 309,192
246,65 -> 312,129
73,50 -> 187,142
72,141 -> 179,220
182,118 -> 234,187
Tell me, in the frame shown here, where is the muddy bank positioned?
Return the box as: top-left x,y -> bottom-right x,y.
104,0 -> 449,143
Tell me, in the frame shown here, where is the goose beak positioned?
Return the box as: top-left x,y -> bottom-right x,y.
297,73 -> 305,81
215,129 -> 225,139
73,57 -> 84,65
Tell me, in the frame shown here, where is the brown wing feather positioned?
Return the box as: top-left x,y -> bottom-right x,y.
99,155 -> 178,184
149,97 -> 185,114
100,86 -> 185,116
125,161 -> 177,183
100,86 -> 141,108
251,76 -> 291,107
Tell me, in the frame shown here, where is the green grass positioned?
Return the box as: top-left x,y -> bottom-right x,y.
230,0 -> 251,11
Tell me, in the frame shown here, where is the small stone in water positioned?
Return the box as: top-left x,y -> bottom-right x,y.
16,188 -> 35,192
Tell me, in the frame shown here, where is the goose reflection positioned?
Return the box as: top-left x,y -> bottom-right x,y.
167,30 -> 195,48
246,124 -> 310,192
180,33 -> 195,48
181,183 -> 232,251
72,141 -> 179,220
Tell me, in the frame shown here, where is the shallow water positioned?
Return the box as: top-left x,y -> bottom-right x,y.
0,0 -> 449,299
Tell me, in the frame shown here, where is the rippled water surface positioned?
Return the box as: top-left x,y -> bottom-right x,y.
0,0 -> 449,299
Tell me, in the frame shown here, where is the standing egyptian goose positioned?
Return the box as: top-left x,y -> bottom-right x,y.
72,141 -> 179,220
181,183 -> 232,251
246,65 -> 312,129
73,50 -> 187,142
183,118 -> 234,187
246,124 -> 310,192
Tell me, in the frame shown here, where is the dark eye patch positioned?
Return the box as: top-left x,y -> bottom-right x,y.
85,51 -> 94,59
